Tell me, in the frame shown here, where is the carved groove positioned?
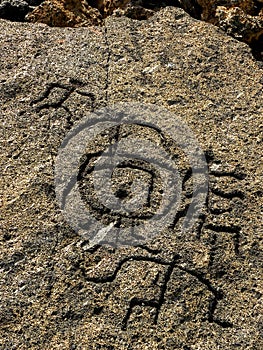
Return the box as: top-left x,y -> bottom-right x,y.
210,188 -> 244,199
31,84 -> 245,329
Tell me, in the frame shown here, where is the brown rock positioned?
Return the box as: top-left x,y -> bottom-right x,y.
25,0 -> 263,59
215,5 -> 263,44
189,0 -> 263,45
197,0 -> 258,21
25,0 -> 154,27
25,0 -> 103,27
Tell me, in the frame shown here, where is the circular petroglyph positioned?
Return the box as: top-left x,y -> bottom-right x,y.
54,103 -> 208,248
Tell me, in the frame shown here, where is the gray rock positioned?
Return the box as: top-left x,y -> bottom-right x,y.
0,7 -> 262,349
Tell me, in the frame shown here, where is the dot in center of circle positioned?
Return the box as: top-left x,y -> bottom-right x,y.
115,188 -> 129,199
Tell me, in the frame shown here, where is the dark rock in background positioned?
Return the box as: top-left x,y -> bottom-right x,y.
0,0 -> 29,21
27,0 -> 43,5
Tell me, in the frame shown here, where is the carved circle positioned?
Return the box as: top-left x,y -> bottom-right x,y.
54,103 -> 208,247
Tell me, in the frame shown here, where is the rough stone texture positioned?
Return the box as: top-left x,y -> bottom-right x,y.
197,0 -> 258,21
1,0 -> 263,58
25,0 -> 158,26
24,0 -> 263,58
194,0 -> 263,47
0,7 -> 262,349
215,5 -> 263,43
25,0 -> 103,27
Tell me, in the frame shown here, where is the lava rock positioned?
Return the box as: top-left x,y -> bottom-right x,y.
216,5 -> 263,44
0,0 -> 29,20
25,0 -> 102,27
0,7 -> 262,348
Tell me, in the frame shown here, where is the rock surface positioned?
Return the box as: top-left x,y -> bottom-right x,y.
25,0 -> 103,27
24,0 -> 263,58
215,5 -> 263,44
24,0 -> 159,26
0,7 -> 262,349
0,0 -> 263,58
